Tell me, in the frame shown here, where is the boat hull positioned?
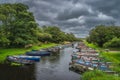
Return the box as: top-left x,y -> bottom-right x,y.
6,56 -> 34,65
26,51 -> 51,56
13,55 -> 40,62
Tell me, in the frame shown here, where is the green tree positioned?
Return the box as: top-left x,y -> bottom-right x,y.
0,3 -> 78,47
43,26 -> 78,43
0,3 -> 38,47
103,37 -> 120,48
87,25 -> 120,47
43,26 -> 64,43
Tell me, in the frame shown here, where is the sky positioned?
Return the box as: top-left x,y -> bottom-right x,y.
0,0 -> 120,38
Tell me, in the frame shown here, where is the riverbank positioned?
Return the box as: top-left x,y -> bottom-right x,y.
84,41 -> 120,64
83,41 -> 120,80
0,43 -> 57,62
82,70 -> 120,80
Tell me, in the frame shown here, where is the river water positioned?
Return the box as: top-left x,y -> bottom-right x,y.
0,47 -> 80,80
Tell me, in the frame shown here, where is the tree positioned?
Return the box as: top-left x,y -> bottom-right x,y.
0,3 -> 78,47
103,37 -> 120,48
43,26 -> 64,43
0,3 -> 38,47
87,25 -> 120,47
42,26 -> 78,43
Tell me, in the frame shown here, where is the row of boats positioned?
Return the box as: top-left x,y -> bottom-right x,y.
69,42 -> 114,73
6,45 -> 65,65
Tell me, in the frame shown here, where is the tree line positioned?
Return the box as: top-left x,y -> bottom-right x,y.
0,3 -> 79,48
87,25 -> 120,48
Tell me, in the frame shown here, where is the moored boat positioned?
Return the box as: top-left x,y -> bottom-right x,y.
6,56 -> 34,65
13,55 -> 40,62
26,50 -> 51,56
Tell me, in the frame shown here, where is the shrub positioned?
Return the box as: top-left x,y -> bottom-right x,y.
103,37 -> 120,48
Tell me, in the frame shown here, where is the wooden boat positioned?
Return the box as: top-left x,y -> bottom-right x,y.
71,54 -> 81,60
13,55 -> 40,62
6,56 -> 34,65
73,49 -> 80,53
98,63 -> 110,71
45,47 -> 60,53
72,59 -> 111,71
26,50 -> 51,56
75,53 -> 99,57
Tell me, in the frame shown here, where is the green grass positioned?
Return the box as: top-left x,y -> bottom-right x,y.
110,53 -> 120,61
84,41 -> 103,53
101,52 -> 120,72
84,41 -> 98,49
0,43 -> 57,62
102,52 -> 120,63
82,70 -> 120,80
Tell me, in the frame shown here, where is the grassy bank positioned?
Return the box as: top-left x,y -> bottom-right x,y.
82,70 -> 120,80
0,43 -> 57,62
83,41 -> 120,80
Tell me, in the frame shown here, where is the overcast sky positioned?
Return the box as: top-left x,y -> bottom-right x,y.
1,0 -> 120,38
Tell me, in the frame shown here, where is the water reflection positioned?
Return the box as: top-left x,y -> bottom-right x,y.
35,47 -> 80,80
0,46 -> 80,80
0,64 -> 35,80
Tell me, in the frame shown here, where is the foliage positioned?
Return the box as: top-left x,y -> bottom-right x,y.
87,25 -> 120,47
0,3 -> 38,47
42,26 -> 78,43
0,3 -> 78,48
103,37 -> 120,48
84,41 -> 99,49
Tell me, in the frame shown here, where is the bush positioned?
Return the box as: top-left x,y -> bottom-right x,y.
103,37 -> 120,48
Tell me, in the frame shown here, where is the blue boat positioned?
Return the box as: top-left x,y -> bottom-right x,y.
75,59 -> 85,64
92,63 -> 98,67
26,50 -> 51,56
98,64 -> 110,71
13,55 -> 40,62
85,61 -> 92,66
71,54 -> 81,60
6,56 -> 34,65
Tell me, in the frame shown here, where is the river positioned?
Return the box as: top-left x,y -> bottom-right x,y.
0,47 -> 80,80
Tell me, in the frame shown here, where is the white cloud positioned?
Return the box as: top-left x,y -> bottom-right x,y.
98,12 -> 114,20
67,16 -> 85,24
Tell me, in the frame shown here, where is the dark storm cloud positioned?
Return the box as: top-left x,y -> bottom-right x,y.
0,0 -> 120,38
56,5 -> 91,20
84,0 -> 120,19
